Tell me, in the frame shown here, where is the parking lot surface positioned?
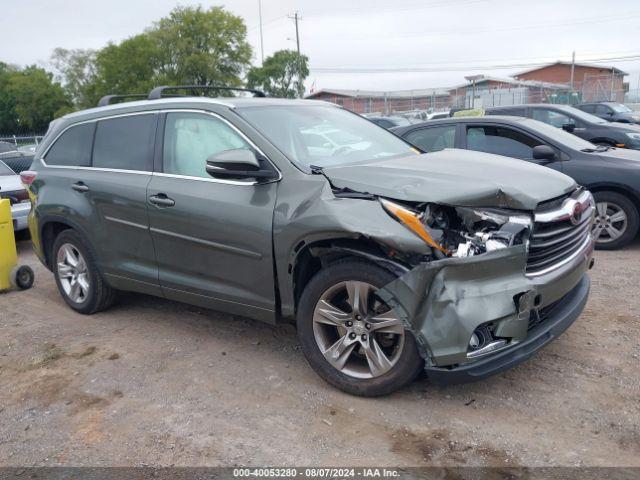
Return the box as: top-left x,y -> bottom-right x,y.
1,240 -> 639,467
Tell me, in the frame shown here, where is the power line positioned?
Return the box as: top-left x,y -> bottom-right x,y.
310,54 -> 640,74
340,11 -> 640,40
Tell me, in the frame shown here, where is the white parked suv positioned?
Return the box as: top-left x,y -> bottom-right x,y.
0,160 -> 30,231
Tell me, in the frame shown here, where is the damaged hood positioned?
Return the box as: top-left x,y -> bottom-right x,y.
322,149 -> 576,210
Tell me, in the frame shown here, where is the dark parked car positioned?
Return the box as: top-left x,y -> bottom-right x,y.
22,86 -> 594,396
365,115 -> 412,129
485,104 -> 640,150
393,115 -> 640,249
575,102 -> 640,124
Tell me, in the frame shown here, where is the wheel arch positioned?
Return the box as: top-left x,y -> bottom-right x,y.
586,183 -> 640,214
39,215 -> 91,271
290,236 -> 411,317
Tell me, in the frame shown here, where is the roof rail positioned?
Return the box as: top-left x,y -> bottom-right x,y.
97,94 -> 148,107
148,85 -> 266,100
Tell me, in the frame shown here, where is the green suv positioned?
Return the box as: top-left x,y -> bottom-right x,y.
23,87 -> 595,396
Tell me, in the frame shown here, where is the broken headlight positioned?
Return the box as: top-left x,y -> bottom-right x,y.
450,207 -> 532,257
380,198 -> 532,258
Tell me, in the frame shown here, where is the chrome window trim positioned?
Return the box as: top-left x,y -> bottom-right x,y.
157,108 -> 282,186
39,158 -> 152,175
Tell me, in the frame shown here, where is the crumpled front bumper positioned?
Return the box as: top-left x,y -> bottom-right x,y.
424,274 -> 590,385
378,235 -> 594,384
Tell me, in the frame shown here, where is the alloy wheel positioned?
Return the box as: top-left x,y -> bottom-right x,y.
312,280 -> 405,379
56,243 -> 90,303
593,201 -> 627,244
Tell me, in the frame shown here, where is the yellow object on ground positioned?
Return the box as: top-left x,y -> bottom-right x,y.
0,199 -> 18,291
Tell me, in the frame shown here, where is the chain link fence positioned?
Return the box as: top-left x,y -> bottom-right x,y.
0,134 -> 44,149
314,78 -> 632,119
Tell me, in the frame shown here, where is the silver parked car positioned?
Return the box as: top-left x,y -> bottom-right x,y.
0,159 -> 30,231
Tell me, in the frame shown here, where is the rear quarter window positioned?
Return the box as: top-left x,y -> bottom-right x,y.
93,114 -> 156,171
44,122 -> 95,167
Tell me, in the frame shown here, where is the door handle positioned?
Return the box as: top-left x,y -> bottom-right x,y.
72,182 -> 89,193
149,194 -> 175,207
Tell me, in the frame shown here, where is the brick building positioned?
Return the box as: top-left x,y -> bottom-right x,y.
514,62 -> 627,102
305,88 -> 450,115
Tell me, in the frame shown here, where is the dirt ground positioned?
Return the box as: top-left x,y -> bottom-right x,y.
1,239 -> 639,467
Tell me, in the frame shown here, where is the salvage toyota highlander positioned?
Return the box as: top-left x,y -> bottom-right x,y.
23,86 -> 596,396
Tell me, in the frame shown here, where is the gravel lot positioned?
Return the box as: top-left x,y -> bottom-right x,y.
1,239 -> 639,467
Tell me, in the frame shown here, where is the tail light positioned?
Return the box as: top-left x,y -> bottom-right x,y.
20,170 -> 37,186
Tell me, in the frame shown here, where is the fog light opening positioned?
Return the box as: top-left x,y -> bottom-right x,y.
468,325 -> 492,352
467,323 -> 510,359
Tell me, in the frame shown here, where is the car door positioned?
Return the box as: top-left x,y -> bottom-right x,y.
402,124 -> 458,152
40,115 -> 160,295
461,123 -> 563,173
146,109 -> 279,322
82,113 -> 161,295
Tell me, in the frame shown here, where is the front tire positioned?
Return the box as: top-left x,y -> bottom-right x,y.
297,259 -> 423,396
593,191 -> 639,250
52,230 -> 116,314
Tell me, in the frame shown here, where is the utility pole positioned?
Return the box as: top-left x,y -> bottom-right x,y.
258,0 -> 265,65
570,51 -> 575,92
294,12 -> 302,98
290,11 -> 303,98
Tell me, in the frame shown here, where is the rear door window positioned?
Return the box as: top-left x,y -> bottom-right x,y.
580,104 -> 596,113
44,123 -> 94,167
595,105 -> 611,115
466,125 -> 543,159
93,114 -> 156,171
405,125 -> 456,152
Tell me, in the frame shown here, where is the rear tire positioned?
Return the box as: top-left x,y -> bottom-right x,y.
52,230 -> 116,314
297,259 -> 423,396
593,191 -> 639,250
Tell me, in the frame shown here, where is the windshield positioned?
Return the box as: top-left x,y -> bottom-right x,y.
238,105 -> 417,168
521,119 -> 598,151
610,103 -> 632,113
0,160 -> 14,176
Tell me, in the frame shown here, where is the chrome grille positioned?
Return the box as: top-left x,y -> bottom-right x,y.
526,189 -> 595,276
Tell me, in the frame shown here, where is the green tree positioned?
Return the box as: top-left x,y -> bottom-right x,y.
0,62 -> 18,132
149,5 -> 252,87
84,34 -> 162,106
247,50 -> 309,98
51,48 -> 96,108
0,64 -> 70,133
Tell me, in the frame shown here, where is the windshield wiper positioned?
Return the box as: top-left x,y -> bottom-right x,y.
309,164 -> 324,174
581,146 -> 611,153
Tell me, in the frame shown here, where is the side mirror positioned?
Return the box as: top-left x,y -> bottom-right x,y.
562,123 -> 576,133
206,149 -> 275,180
532,145 -> 556,162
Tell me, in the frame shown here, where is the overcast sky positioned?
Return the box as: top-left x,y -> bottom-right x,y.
2,0 -> 640,94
